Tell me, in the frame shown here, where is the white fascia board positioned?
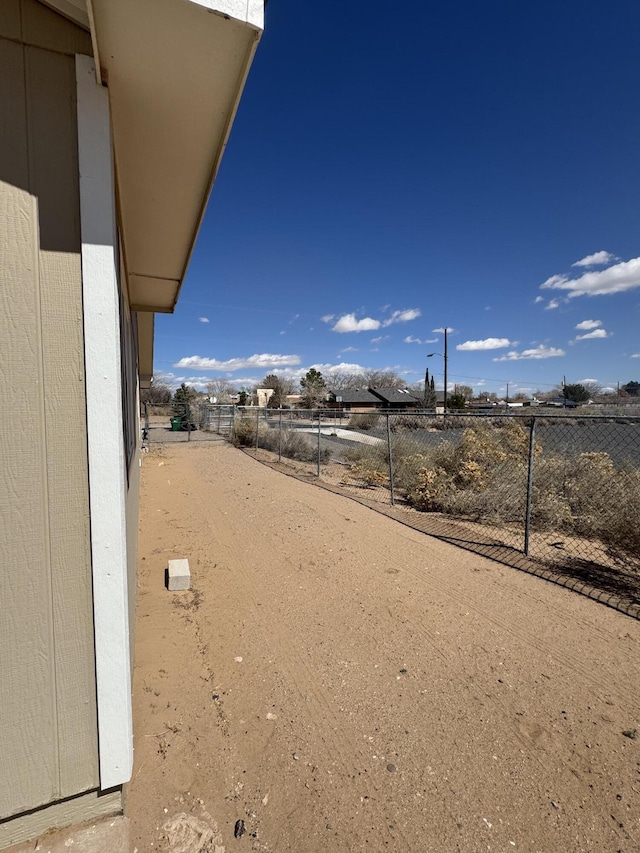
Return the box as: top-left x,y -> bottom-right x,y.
39,0 -> 90,29
76,54 -> 133,790
189,0 -> 263,30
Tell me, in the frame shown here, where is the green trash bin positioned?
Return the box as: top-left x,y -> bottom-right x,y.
170,416 -> 182,432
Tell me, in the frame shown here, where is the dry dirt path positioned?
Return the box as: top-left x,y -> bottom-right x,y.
128,442 -> 640,853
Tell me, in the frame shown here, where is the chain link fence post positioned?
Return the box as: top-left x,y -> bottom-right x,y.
523,415 -> 537,555
254,406 -> 260,453
317,410 -> 321,477
278,409 -> 283,462
187,401 -> 191,441
386,412 -> 396,505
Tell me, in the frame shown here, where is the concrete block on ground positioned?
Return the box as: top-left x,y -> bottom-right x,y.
168,558 -> 190,591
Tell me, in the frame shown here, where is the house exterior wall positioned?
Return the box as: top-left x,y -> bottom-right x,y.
0,0 -> 99,831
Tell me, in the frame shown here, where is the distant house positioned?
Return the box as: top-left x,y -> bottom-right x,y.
0,1 -> 262,848
329,390 -> 382,412
544,397 -> 578,408
328,387 -> 423,411
256,388 -> 275,407
369,387 -> 422,408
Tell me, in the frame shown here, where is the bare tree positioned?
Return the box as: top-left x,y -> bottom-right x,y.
325,368 -> 405,393
454,384 -> 474,401
361,369 -> 405,389
324,370 -> 364,392
581,381 -> 603,398
141,374 -> 172,405
205,377 -> 237,403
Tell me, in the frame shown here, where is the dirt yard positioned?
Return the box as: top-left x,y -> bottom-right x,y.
127,441 -> 640,852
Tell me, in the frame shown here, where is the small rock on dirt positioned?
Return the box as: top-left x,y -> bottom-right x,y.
386,763 -> 397,772
234,819 -> 246,838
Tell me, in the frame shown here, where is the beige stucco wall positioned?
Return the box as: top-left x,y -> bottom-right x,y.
0,0 -> 99,829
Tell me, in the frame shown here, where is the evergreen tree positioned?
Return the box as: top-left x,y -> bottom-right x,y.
300,368 -> 327,408
423,368 -> 437,409
171,383 -> 195,426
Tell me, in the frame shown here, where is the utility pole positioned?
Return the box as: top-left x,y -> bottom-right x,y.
443,327 -> 448,413
427,327 -> 449,414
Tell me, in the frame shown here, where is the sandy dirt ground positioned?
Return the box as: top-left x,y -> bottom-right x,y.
127,441 -> 640,853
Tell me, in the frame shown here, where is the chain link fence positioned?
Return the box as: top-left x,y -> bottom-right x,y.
220,407 -> 640,608
143,403 -> 640,610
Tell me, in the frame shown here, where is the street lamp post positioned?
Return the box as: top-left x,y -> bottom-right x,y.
427,327 -> 448,413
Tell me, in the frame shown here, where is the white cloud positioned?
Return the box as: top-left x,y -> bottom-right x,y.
321,314 -> 335,323
578,378 -> 598,384
404,336 -> 422,344
575,319 -> 602,330
572,250 -> 617,268
432,327 -> 454,334
540,256 -> 640,298
545,298 -> 561,310
198,317 -> 209,323
534,296 -> 544,304
493,345 -> 565,362
340,346 -> 358,353
382,308 -> 421,327
631,353 -> 640,359
456,337 -> 512,351
574,328 -> 609,341
332,313 -> 381,333
370,335 -> 386,344
174,353 -> 301,372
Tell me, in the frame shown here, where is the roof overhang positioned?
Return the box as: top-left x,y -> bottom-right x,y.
59,0 -> 263,313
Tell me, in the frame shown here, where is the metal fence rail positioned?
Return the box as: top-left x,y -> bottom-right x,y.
143,404 -> 640,608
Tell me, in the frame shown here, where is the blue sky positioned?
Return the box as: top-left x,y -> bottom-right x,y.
154,0 -> 640,397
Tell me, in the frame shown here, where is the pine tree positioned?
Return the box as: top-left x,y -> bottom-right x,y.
171,383 -> 194,426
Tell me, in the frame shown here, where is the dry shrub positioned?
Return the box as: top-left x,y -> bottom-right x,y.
341,460 -> 388,488
532,452 -> 640,567
405,421 -> 536,523
390,414 -> 424,432
231,416 -> 258,447
347,412 -> 380,431
602,469 -> 640,567
231,417 -> 330,463
278,429 -> 331,463
400,421 -> 640,567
